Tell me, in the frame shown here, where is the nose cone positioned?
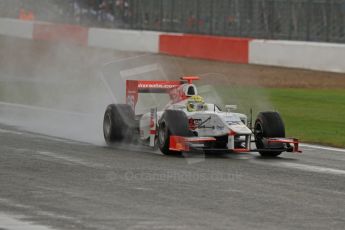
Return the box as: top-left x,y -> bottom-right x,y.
229,124 -> 252,135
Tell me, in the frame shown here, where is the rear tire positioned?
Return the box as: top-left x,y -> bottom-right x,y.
254,112 -> 285,157
158,110 -> 192,155
103,104 -> 136,145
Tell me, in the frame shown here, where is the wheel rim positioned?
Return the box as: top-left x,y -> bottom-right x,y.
104,113 -> 112,138
254,122 -> 264,144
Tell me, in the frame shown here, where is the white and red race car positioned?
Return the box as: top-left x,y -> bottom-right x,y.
103,76 -> 301,157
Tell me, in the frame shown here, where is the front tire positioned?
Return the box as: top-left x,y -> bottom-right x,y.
158,110 -> 192,155
254,112 -> 285,157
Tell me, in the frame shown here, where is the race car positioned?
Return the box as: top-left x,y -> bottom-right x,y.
103,76 -> 301,157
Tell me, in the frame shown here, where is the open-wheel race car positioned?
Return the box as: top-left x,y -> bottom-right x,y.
103,76 -> 301,157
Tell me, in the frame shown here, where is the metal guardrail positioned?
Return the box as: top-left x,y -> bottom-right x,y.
1,0 -> 345,43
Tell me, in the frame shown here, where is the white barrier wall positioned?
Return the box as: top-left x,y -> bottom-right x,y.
0,18 -> 33,39
88,28 -> 161,53
1,17 -> 345,73
249,40 -> 345,73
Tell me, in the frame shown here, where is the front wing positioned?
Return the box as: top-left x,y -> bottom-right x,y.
169,136 -> 302,154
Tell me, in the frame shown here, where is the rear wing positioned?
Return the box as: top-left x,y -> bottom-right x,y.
126,80 -> 182,110
126,76 -> 200,110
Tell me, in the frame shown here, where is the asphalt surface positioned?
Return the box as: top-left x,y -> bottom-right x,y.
0,123 -> 344,230
1,34 -> 345,230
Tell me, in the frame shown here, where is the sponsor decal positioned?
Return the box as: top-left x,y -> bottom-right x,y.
138,82 -> 180,89
189,118 -> 202,130
150,109 -> 155,128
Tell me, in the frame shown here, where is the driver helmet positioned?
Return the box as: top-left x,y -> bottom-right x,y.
186,95 -> 207,112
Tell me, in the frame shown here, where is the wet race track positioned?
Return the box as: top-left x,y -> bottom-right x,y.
1,36 -> 345,229
0,122 -> 344,230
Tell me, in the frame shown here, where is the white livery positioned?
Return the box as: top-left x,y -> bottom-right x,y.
103,76 -> 301,157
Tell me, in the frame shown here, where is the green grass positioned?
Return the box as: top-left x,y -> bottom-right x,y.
267,88 -> 345,148
208,86 -> 345,148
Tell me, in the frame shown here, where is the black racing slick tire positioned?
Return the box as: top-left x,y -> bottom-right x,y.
158,110 -> 192,156
103,104 -> 136,145
254,111 -> 285,157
